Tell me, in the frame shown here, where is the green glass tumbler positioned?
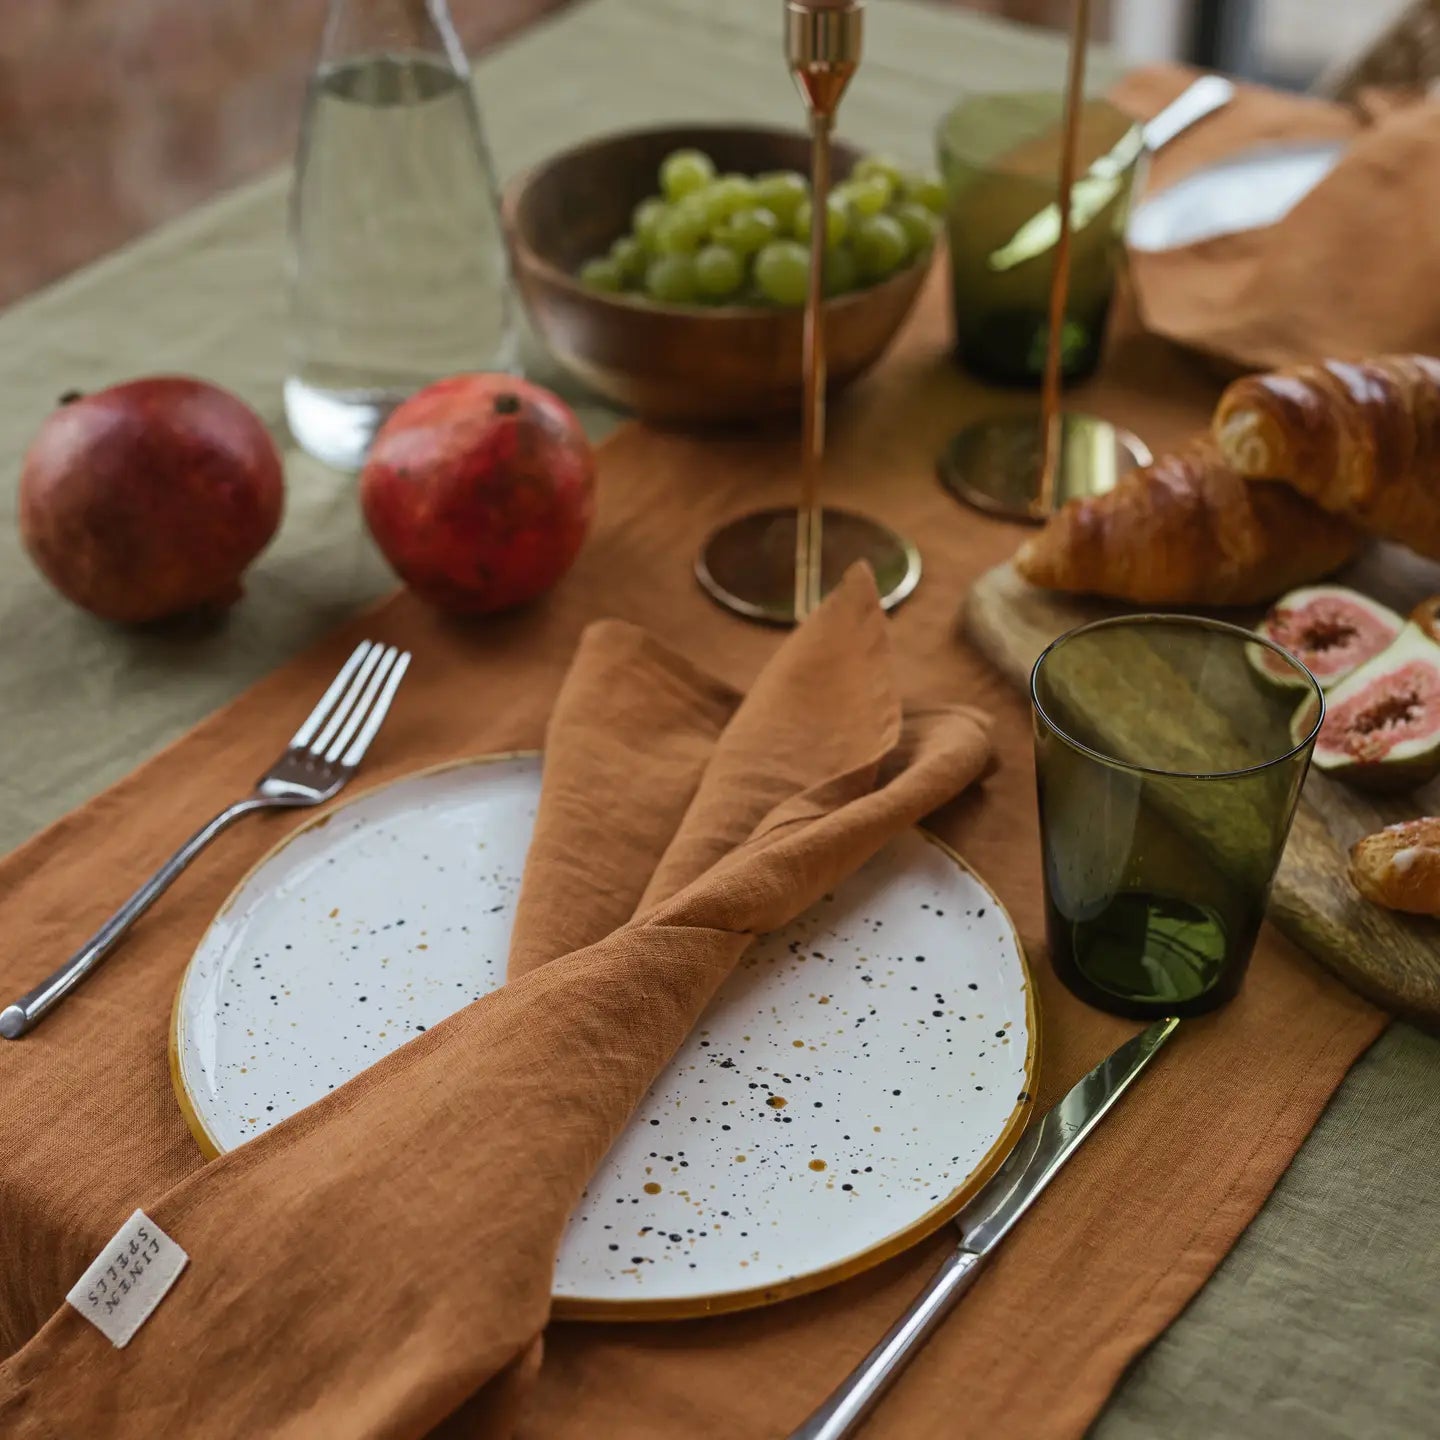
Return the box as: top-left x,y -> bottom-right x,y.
1031,616 -> 1323,1019
936,93 -> 1143,387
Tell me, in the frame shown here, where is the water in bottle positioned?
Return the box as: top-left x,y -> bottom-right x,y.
286,3 -> 515,470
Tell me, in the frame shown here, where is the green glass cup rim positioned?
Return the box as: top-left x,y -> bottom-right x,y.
938,89 -> 1138,117
1030,612 -> 1326,783
936,91 -> 1142,159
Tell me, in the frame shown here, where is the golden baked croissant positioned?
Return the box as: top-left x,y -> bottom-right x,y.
1013,438 -> 1360,605
1213,354 -> 1440,559
1349,817 -> 1440,916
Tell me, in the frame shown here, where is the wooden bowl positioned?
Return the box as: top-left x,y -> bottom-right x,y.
502,124 -> 931,425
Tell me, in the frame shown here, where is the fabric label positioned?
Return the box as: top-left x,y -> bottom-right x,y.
65,1209 -> 188,1348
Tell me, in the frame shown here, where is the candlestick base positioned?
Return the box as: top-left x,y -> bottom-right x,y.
696,507 -> 920,625
937,413 -> 1151,524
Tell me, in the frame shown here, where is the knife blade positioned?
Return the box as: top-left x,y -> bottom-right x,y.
787,1016 -> 1180,1440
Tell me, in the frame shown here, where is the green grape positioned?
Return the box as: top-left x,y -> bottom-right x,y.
901,172 -> 948,216
645,254 -> 700,304
694,243 -> 744,300
579,257 -> 624,293
854,155 -> 906,192
838,175 -> 892,216
703,173 -> 760,224
754,170 -> 809,226
753,240 -> 811,306
716,205 -> 780,255
822,246 -> 860,297
654,207 -> 707,255
792,194 -> 850,248
633,197 -> 669,252
677,189 -> 712,221
674,192 -> 715,243
890,201 -> 940,255
684,183 -> 723,230
659,148 -> 716,202
609,235 -> 648,285
852,213 -> 909,280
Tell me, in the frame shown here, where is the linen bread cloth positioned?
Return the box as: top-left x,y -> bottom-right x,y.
1116,66 -> 1440,371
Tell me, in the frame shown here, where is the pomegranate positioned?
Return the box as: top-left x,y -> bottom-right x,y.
19,377 -> 284,623
359,375 -> 595,616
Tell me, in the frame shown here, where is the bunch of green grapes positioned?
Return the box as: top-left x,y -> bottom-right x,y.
577,150 -> 946,307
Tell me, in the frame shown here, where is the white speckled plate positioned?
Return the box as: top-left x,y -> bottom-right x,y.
172,754 -> 1036,1319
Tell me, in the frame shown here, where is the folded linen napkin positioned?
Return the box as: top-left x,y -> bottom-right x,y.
1115,66 -> 1440,372
0,566 -> 992,1439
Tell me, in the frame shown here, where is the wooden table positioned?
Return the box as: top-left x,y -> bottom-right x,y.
0,2 -> 1434,1434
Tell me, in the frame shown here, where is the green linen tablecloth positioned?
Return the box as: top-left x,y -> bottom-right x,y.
0,1 -> 1434,1433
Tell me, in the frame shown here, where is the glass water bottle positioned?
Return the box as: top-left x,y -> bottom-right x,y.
285,0 -> 516,470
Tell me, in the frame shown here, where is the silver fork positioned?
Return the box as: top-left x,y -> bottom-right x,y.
0,640 -> 411,1040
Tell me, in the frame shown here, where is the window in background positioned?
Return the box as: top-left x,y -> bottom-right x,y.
1112,0 -> 1412,89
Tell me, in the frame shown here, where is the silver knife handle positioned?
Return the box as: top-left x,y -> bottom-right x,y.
787,1248 -> 986,1440
1141,74 -> 1234,153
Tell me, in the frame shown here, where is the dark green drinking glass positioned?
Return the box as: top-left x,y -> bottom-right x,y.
1031,616 -> 1323,1019
936,93 -> 1143,387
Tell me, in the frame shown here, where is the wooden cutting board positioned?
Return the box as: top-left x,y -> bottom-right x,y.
964,548 -> 1440,1030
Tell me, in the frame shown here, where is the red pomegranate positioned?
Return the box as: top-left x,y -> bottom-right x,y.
360,375 -> 595,616
19,377 -> 284,624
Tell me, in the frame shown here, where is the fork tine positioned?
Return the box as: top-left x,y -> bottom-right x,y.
290,641 -> 371,749
310,645 -> 383,758
323,646 -> 399,764
339,650 -> 411,768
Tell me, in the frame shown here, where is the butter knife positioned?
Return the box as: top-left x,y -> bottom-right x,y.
788,1015 -> 1180,1440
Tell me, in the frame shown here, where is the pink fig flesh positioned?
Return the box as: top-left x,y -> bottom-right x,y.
1256,586 -> 1402,690
1319,660 -> 1440,764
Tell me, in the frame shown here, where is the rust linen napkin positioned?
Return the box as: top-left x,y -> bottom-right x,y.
0,569 -> 993,1438
1114,66 -> 1440,370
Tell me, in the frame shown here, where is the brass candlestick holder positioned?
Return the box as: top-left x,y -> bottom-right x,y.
696,0 -> 921,625
938,0 -> 1148,522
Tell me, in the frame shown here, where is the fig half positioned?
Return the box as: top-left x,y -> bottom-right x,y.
1251,585 -> 1404,692
1309,624 -> 1440,790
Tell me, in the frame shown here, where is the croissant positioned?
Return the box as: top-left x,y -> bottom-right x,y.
1013,438 -> 1360,606
1213,354 -> 1440,559
1349,817 -> 1440,916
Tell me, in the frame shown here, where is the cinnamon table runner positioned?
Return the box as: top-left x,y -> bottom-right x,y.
0,90 -> 1383,1440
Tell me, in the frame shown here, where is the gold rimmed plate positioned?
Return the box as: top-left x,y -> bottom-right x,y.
171,753 -> 1036,1319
